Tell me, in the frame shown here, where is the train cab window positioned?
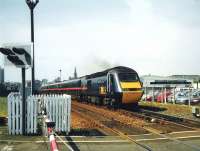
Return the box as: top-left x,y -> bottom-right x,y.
118,73 -> 138,82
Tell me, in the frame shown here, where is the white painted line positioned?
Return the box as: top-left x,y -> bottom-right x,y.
136,137 -> 167,141
0,140 -> 36,143
169,130 -> 200,134
55,136 -> 120,138
54,133 -> 153,138
1,135 -> 200,144
54,136 -> 87,138
36,140 -> 129,143
175,135 -> 200,139
1,145 -> 13,151
129,133 -> 153,137
136,135 -> 200,142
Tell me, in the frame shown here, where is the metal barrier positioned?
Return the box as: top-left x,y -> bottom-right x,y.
7,93 -> 71,135
44,118 -> 59,151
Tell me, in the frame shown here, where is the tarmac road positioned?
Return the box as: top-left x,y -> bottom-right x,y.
1,125 -> 200,151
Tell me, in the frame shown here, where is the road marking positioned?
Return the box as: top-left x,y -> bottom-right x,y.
54,131 -> 200,138
136,135 -> 200,142
0,140 -> 35,143
36,140 -> 129,143
1,135 -> 200,144
175,135 -> 200,140
169,130 -> 200,134
1,145 -> 13,151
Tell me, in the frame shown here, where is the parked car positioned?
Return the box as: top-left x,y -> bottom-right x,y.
175,90 -> 200,105
156,90 -> 172,103
191,90 -> 200,105
143,91 -> 160,102
167,90 -> 187,104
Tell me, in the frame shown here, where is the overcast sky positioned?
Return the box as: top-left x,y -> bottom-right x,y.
0,0 -> 200,82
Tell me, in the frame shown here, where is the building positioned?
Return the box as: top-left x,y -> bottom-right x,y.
170,75 -> 200,89
0,66 -> 4,83
140,75 -> 193,94
140,75 -> 195,102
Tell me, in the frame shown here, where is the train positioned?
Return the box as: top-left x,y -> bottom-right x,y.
40,66 -> 143,108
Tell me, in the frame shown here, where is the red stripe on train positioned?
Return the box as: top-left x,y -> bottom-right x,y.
43,87 -> 87,91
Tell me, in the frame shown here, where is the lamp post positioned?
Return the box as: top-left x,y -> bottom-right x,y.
26,0 -> 39,94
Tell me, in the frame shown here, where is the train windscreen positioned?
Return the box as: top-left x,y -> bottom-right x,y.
118,73 -> 138,82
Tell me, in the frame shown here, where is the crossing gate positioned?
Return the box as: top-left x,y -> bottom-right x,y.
7,93 -> 71,135
43,95 -> 71,133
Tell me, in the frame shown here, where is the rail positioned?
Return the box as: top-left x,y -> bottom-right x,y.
72,101 -> 200,151
72,103 -> 153,151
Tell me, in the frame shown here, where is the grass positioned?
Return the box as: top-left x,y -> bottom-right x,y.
139,101 -> 194,118
0,97 -> 7,117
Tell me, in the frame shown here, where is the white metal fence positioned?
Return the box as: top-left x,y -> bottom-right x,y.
8,93 -> 71,135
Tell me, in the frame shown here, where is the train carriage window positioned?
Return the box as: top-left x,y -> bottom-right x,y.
87,80 -> 92,89
118,73 -> 138,82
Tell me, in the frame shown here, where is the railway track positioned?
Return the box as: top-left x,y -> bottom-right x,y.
119,109 -> 200,132
72,101 -> 200,151
139,109 -> 200,129
72,103 -> 153,151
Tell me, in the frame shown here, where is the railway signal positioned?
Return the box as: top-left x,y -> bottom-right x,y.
0,44 -> 32,135
0,45 -> 32,68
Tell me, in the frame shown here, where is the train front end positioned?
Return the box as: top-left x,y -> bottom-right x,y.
117,72 -> 143,104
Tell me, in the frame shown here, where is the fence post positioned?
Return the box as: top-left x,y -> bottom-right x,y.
8,95 -> 11,135
16,98 -> 19,135
19,96 -> 22,134
34,95 -> 37,134
68,96 -> 71,133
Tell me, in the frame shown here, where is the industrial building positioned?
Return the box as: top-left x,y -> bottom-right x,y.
140,75 -> 198,89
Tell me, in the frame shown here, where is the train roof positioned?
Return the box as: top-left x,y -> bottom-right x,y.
85,66 -> 137,79
42,78 -> 81,87
41,66 -> 137,87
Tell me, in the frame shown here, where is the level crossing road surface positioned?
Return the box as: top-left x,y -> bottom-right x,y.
1,129 -> 200,151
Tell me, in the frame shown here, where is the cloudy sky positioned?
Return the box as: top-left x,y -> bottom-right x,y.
0,0 -> 200,82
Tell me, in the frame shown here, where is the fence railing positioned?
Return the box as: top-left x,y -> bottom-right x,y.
44,94 -> 71,133
7,93 -> 71,135
8,93 -> 22,135
26,95 -> 38,134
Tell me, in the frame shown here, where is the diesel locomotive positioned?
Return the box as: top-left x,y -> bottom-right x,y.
41,66 -> 143,107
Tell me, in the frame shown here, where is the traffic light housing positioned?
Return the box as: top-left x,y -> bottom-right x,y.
0,46 -> 32,67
